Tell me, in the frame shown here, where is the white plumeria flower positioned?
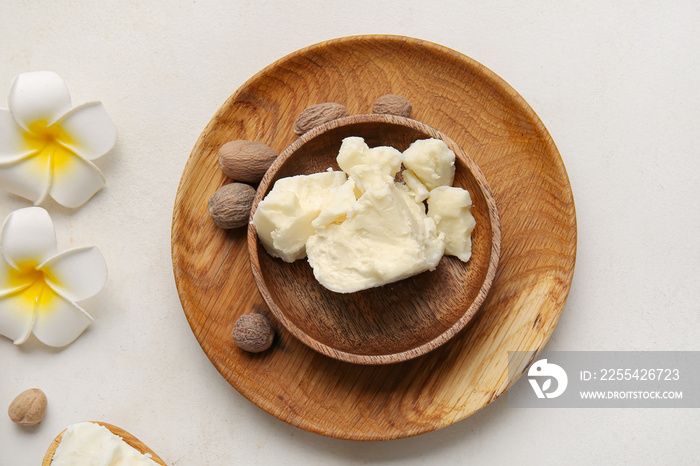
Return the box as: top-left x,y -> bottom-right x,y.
0,207 -> 107,347
0,71 -> 116,208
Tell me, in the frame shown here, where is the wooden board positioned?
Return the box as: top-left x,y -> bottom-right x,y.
42,422 -> 167,465
171,35 -> 577,440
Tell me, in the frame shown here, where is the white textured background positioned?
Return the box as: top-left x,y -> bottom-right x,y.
1,1 -> 699,464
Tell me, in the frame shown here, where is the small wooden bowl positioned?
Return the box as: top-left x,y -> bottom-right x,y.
42,422 -> 167,465
248,114 -> 501,364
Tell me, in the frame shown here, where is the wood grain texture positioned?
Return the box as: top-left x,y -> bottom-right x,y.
248,114 -> 501,364
171,35 -> 576,440
42,422 -> 167,465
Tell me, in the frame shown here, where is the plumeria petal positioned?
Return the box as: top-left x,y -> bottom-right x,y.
0,151 -> 52,204
9,71 -> 72,131
56,102 -> 117,160
48,154 -> 105,208
39,246 -> 107,302
1,207 -> 57,268
32,286 -> 92,347
0,259 -> 29,296
0,109 -> 36,163
0,288 -> 36,344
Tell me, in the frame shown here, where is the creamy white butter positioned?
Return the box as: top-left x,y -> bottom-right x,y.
253,136 -> 475,293
337,136 -> 402,179
252,171 -> 347,262
402,138 -> 455,191
311,178 -> 357,229
51,422 -> 159,466
401,168 -> 430,202
306,181 -> 445,293
427,185 -> 476,261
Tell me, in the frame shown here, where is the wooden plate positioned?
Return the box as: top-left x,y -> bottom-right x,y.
172,35 -> 576,440
42,422 -> 167,465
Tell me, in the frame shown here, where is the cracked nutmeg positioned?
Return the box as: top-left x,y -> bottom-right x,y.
372,94 -> 413,118
232,313 -> 274,353
208,182 -> 257,229
218,140 -> 278,184
294,102 -> 349,135
8,388 -> 47,426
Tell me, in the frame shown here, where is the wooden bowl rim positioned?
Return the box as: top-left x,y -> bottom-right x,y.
248,113 -> 501,364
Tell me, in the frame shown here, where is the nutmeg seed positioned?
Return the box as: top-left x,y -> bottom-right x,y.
294,102 -> 349,135
372,94 -> 413,118
8,388 -> 47,426
208,182 -> 256,229
232,313 -> 274,353
218,140 -> 278,184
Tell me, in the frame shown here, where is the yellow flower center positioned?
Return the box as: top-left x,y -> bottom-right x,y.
23,121 -> 75,178
8,263 -> 56,312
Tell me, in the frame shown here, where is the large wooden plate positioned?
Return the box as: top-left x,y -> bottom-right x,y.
172,35 -> 576,440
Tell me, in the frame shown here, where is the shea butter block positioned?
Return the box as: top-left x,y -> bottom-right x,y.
402,138 -> 455,190
306,181 -> 445,293
253,136 -> 476,293
252,171 -> 347,262
337,136 -> 402,179
428,186 -> 476,261
50,422 -> 159,465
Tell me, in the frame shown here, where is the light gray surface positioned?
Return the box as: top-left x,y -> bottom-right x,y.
1,1 -> 698,464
